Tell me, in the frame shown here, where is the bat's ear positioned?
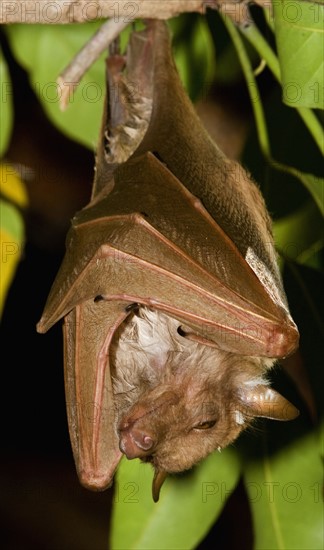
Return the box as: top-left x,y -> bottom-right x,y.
239,386 -> 299,421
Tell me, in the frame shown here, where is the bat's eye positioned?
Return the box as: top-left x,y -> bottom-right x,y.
193,419 -> 217,430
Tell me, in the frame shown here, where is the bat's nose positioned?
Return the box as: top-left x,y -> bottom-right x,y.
119,426 -> 155,459
118,390 -> 178,459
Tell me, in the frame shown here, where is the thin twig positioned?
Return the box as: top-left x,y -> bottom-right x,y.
57,18 -> 129,110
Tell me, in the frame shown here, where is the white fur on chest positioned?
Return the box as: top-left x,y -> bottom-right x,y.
111,307 -> 274,424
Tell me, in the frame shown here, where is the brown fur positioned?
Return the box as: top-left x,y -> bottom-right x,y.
111,307 -> 273,474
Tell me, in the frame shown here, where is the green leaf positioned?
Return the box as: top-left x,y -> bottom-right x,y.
271,163 -> 324,217
110,448 -> 240,549
169,16 -> 216,99
0,165 -> 27,317
221,15 -> 324,214
240,16 -> 323,154
7,23 -> 105,149
273,0 -> 324,109
221,14 -> 272,157
243,425 -> 323,550
288,170 -> 323,216
273,201 -> 324,270
0,52 -> 13,155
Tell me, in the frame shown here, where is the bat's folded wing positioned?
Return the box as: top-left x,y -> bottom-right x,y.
63,299 -> 127,490
37,153 -> 298,358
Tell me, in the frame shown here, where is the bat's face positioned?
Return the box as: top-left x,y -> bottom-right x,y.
117,377 -> 246,474
112,308 -> 272,475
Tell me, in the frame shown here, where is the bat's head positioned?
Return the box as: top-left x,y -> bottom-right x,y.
112,307 -> 299,501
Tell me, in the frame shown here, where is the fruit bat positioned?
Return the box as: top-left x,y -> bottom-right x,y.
37,20 -> 299,502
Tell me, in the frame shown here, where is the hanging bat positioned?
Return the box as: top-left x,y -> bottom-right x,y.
37,20 -> 299,502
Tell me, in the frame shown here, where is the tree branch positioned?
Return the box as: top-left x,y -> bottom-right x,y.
57,17 -> 129,110
0,1 -> 217,24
